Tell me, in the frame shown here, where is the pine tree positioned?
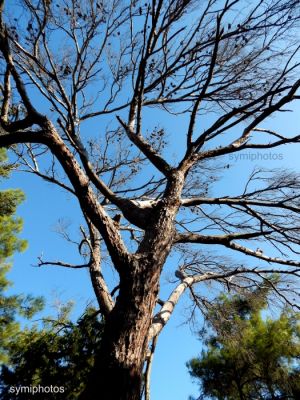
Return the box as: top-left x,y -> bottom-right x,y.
187,288 -> 300,400
2,2 -> 300,397
0,306 -> 104,399
0,148 -> 26,263
0,149 -> 43,364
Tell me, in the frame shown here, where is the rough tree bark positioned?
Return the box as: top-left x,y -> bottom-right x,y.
82,172 -> 185,399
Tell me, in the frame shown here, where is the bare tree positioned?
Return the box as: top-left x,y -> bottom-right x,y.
1,1 -> 300,399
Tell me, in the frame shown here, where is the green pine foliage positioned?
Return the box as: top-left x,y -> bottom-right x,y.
0,149 -> 26,263
187,288 -> 300,400
0,149 -> 43,364
0,306 -> 104,399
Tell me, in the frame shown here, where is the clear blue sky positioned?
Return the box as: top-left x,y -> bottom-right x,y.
4,103 -> 299,399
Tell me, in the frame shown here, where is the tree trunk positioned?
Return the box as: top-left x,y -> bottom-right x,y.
81,173 -> 184,400
80,262 -> 160,400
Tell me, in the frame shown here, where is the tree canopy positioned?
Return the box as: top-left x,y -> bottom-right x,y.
0,1 -> 300,398
188,288 -> 300,400
0,305 -> 104,400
